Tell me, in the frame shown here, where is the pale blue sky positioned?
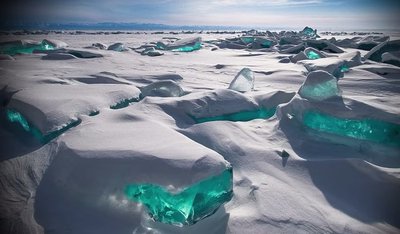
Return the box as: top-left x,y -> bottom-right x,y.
2,0 -> 400,30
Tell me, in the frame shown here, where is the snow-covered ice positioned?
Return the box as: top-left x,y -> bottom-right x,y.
1,29 -> 400,234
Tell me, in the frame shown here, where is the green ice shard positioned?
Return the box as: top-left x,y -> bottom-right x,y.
6,109 -> 30,131
306,50 -> 321,60
241,36 -> 255,44
339,63 -> 349,72
171,41 -> 201,52
125,167 -> 233,226
6,109 -> 80,144
110,97 -> 139,109
193,108 -> 276,123
0,40 -> 54,55
303,111 -> 400,147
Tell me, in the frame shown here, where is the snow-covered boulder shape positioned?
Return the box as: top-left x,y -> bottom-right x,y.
339,51 -> 362,67
290,51 -> 308,63
365,40 -> 400,63
140,80 -> 184,98
382,52 -> 400,67
36,110 -> 232,227
91,42 -> 108,50
252,37 -> 275,49
42,53 -> 78,60
298,70 -> 341,101
42,39 -> 68,49
140,47 -> 164,56
156,37 -> 202,52
0,40 -> 54,55
279,36 -> 302,45
6,84 -> 141,138
300,26 -> 317,38
107,43 -> 127,52
306,39 -> 344,53
63,49 -> 103,58
304,47 -> 326,60
280,43 -> 305,54
299,57 -> 348,78
228,68 -> 255,92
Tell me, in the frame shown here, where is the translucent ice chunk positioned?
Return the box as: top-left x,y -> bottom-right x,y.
303,111 -> 400,147
193,108 -> 276,123
125,167 -> 233,226
107,43 -> 126,52
140,80 -> 184,98
0,40 -> 54,55
240,36 -> 255,44
228,68 -> 255,92
304,47 -> 325,60
6,109 -> 80,143
298,70 -> 341,101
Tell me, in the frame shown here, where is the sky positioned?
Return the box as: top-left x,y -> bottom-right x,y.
1,0 -> 400,30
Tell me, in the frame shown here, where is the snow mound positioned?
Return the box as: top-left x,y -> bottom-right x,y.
6,84 -> 141,135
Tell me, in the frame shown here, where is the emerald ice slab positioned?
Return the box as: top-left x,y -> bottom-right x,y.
303,111 -> 400,147
6,109 -> 80,143
0,40 -> 54,55
125,167 -> 233,226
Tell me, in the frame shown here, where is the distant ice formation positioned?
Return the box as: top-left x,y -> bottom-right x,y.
157,37 -> 202,52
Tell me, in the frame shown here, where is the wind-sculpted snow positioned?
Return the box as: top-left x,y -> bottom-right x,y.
6,84 -> 141,134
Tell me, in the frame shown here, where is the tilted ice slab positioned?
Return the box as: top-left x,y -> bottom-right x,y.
304,47 -> 326,60
157,37 -> 202,52
365,40 -> 400,66
228,68 -> 255,92
6,84 -> 141,136
140,80 -> 185,98
305,39 -> 344,53
36,110 -> 231,227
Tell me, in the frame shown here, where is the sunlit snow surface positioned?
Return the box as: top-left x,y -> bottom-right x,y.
1,29 -> 400,234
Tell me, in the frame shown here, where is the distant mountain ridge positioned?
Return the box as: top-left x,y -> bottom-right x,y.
0,22 -> 245,30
